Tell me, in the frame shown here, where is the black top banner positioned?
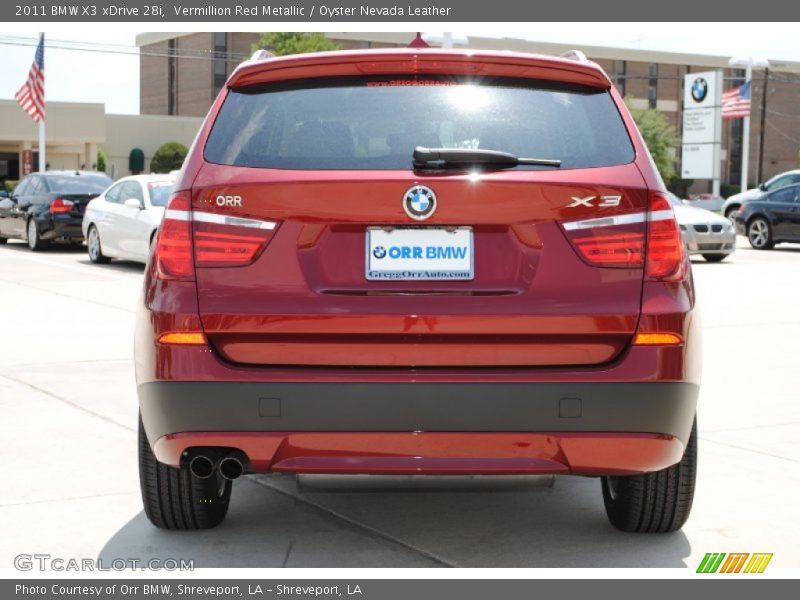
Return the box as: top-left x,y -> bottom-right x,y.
4,0 -> 800,22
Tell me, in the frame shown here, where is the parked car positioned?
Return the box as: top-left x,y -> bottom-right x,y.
82,175 -> 174,264
136,49 -> 699,533
722,169 -> 800,222
668,193 -> 735,262
734,183 -> 800,249
0,170 -> 111,250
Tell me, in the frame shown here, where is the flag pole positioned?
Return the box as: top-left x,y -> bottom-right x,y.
38,119 -> 45,173
740,63 -> 752,193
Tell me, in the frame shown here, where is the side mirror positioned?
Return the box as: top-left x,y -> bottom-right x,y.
123,198 -> 143,210
758,183 -> 767,191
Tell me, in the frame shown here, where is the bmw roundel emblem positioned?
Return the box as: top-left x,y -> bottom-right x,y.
403,185 -> 437,221
373,246 -> 386,259
691,77 -> 708,103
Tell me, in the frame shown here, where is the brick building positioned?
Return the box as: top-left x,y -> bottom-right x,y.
136,32 -> 800,193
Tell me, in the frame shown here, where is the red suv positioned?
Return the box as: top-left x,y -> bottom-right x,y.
136,49 -> 700,533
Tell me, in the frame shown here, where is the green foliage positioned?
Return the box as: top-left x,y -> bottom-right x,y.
626,98 -> 680,183
4,180 -> 18,194
252,32 -> 341,57
97,147 -> 107,173
150,142 -> 188,173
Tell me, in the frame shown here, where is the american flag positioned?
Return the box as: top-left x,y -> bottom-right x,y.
15,34 -> 45,122
722,80 -> 751,120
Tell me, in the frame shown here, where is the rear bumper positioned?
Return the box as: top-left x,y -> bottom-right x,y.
139,380 -> 698,475
38,216 -> 84,241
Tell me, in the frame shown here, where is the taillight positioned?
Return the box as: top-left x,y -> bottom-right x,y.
560,191 -> 685,281
645,193 -> 685,281
50,197 -> 73,213
152,191 -> 279,279
154,191 -> 194,280
561,217 -> 645,268
193,214 -> 277,267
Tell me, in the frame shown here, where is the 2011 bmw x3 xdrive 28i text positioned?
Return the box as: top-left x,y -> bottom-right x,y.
135,49 -> 700,533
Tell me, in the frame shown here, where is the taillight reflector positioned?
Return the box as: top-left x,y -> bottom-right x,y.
633,332 -> 682,346
158,332 -> 207,345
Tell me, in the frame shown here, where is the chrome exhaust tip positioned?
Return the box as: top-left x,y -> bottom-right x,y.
189,455 -> 215,479
218,456 -> 244,481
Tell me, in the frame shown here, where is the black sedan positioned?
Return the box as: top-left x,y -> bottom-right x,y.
0,171 -> 112,251
734,183 -> 800,249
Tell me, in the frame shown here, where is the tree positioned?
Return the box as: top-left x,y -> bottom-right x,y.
626,98 -> 680,183
150,142 -> 188,173
252,33 -> 340,57
97,147 -> 107,173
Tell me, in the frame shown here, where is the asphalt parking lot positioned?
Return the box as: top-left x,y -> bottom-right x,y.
1,238 -> 798,570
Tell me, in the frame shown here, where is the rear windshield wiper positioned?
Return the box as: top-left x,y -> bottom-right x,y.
413,147 -> 561,170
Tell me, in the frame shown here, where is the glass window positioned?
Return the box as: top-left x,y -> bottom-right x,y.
27,176 -> 43,195
614,60 -> 626,97
13,178 -> 30,197
768,187 -> 797,204
765,174 -> 792,191
46,173 -> 112,194
214,32 -> 228,95
104,182 -> 124,203
120,181 -> 144,203
648,64 -> 658,109
146,181 -> 173,207
205,76 -> 635,171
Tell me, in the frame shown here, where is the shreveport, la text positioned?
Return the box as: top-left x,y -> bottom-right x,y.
16,584 -> 363,597
13,553 -> 193,571
172,5 -> 452,18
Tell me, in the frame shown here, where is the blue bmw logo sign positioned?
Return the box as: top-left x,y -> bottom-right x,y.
373,246 -> 386,259
691,77 -> 708,103
403,185 -> 437,220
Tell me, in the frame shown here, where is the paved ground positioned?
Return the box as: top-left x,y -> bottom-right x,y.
0,238 -> 798,570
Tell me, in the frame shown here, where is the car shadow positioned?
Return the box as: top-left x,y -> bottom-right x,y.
98,474 -> 692,568
75,258 -> 145,273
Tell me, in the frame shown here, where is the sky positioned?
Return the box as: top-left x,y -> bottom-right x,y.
1,24 -> 799,115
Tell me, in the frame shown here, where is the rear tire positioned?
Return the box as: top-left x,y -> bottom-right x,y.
0,236 -> 7,244
138,414 -> 232,530
87,225 -> 111,264
747,217 -> 774,250
601,418 -> 697,533
27,218 -> 48,251
702,254 -> 727,262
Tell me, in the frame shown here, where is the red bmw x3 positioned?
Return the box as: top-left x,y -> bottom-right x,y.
136,48 -> 700,532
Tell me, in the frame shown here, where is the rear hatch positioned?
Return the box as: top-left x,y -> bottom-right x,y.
192,67 -> 648,368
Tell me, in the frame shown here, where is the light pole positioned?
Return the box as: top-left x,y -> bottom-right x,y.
728,56 -> 769,193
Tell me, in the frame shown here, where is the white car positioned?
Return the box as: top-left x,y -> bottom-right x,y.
668,193 -> 736,262
82,175 -> 174,264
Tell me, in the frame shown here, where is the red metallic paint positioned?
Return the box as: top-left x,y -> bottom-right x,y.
137,49 -> 699,477
153,431 -> 684,476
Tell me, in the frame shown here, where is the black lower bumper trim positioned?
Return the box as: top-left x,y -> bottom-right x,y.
138,381 -> 699,445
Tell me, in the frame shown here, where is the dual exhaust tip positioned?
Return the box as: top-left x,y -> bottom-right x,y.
189,453 -> 245,481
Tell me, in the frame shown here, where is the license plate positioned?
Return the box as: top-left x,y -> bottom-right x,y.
366,227 -> 474,281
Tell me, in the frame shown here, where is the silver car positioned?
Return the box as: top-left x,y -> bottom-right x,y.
668,193 -> 736,262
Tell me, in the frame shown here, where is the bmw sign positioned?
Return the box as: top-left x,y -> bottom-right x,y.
403,185 -> 437,221
691,77 -> 708,103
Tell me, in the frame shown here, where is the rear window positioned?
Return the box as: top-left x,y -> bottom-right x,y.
147,182 -> 173,207
205,76 -> 634,171
46,174 -> 112,194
